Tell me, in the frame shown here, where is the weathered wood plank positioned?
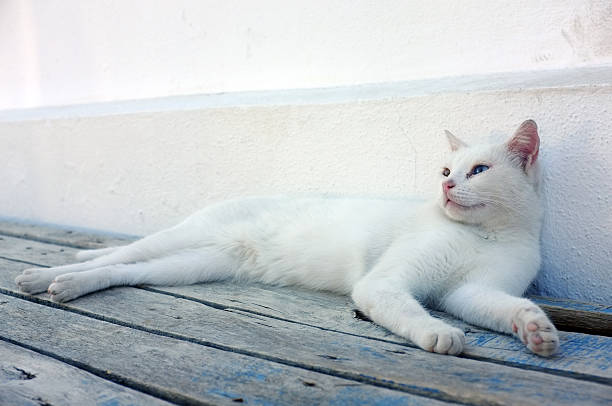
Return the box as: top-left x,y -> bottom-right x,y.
0,339 -> 173,406
0,294 -> 458,406
156,284 -> 612,380
0,219 -> 132,249
530,296 -> 611,314
0,234 -> 77,265
531,296 -> 612,336
2,219 -> 610,318
1,234 -> 611,381
1,259 -> 611,406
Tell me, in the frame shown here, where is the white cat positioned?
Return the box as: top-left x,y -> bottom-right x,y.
15,120 -> 559,357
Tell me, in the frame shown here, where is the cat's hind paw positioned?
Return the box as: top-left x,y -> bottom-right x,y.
15,268 -> 55,294
413,319 -> 465,355
512,306 -> 559,357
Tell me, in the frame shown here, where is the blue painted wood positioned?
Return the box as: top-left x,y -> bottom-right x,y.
2,255 -> 612,406
2,220 -> 612,406
1,233 -> 611,381
531,295 -> 611,314
1,287 -> 611,406
0,294 -> 457,406
162,284 -> 612,380
530,295 -> 611,336
463,331 -> 612,376
0,340 -> 173,406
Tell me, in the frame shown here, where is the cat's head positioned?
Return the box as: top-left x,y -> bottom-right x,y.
439,120 -> 541,227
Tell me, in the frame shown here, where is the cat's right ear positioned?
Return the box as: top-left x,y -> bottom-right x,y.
444,130 -> 468,152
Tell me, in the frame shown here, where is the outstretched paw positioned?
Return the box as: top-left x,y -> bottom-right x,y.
512,306 -> 559,357
47,273 -> 82,303
15,268 -> 55,294
412,319 -> 465,355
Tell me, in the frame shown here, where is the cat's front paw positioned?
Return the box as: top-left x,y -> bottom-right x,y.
47,273 -> 84,303
412,319 -> 465,355
15,268 -> 55,294
512,306 -> 559,357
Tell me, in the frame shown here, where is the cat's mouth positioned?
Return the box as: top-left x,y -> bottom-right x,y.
445,197 -> 484,210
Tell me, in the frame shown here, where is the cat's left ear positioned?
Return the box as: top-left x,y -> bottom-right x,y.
507,120 -> 539,170
444,130 -> 468,152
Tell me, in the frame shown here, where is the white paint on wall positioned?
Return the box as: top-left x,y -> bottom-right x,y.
2,0 -> 612,110
1,1 -> 611,304
1,77 -> 611,304
2,66 -> 611,122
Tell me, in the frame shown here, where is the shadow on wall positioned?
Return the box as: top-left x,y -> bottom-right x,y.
530,119 -> 611,304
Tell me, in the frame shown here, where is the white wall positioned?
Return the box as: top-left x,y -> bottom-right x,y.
2,0 -> 612,110
2,78 -> 612,304
1,1 -> 611,304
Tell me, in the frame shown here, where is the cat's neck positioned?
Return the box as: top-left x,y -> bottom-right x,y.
434,200 -> 543,242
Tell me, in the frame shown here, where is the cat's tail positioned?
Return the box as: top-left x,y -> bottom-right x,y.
75,246 -> 121,261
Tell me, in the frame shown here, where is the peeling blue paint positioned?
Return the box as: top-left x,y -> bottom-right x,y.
330,386 -> 434,406
230,362 -> 283,383
208,388 -> 244,400
468,333 -> 498,346
98,399 -> 121,406
360,346 -> 388,359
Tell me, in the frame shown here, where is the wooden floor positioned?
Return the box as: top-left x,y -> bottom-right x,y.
0,220 -> 610,406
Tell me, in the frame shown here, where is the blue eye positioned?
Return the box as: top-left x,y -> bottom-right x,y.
471,165 -> 489,175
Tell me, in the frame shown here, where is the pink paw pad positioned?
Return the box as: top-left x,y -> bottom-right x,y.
512,306 -> 559,357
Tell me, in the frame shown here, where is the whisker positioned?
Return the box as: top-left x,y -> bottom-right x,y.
449,188 -> 528,216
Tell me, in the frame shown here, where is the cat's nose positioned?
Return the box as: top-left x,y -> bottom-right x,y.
443,180 -> 455,192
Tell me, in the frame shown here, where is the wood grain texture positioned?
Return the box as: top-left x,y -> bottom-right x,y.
0,295 -> 457,406
2,233 -> 612,382
2,221 -> 611,405
1,258 -> 612,406
530,296 -> 611,314
0,219 -> 132,250
155,284 -> 612,381
2,219 -> 609,333
1,234 -> 611,382
0,234 -> 77,265
531,296 -> 612,336
0,340 -> 173,406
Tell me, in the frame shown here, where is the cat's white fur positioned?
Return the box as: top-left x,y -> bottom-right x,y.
16,120 -> 559,357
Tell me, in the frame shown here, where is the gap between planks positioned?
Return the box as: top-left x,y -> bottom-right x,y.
0,339 -> 176,406
1,294 -> 464,406
0,256 -> 612,385
0,336 -> 204,406
1,222 -> 610,336
0,292 -> 477,406
1,286 -> 610,406
0,233 -> 611,386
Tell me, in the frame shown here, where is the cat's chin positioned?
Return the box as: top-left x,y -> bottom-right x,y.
442,198 -> 485,222
443,198 -> 484,211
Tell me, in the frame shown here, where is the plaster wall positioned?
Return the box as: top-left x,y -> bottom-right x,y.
1,81 -> 611,304
1,1 -> 611,304
2,0 -> 612,110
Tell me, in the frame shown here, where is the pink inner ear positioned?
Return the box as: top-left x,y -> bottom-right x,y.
508,120 -> 539,168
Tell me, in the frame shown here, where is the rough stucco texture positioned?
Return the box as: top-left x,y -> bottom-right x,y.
1,86 -> 611,304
